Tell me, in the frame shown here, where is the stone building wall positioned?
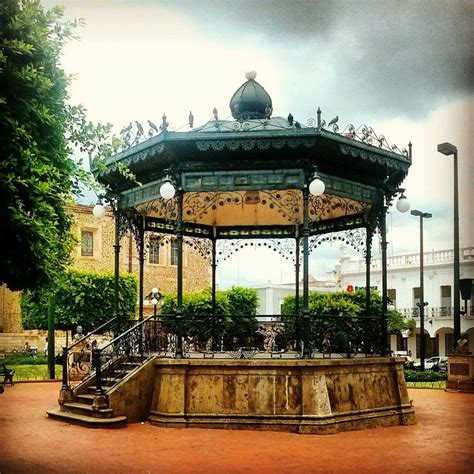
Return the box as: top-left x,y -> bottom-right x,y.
0,285 -> 22,333
0,204 -> 211,341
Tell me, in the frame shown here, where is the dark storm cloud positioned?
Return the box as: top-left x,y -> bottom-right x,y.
157,0 -> 473,118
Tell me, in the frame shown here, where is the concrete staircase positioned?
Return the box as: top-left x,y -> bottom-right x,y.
47,358 -> 144,428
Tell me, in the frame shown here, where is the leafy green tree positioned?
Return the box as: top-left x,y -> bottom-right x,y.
225,286 -> 259,347
0,1 -> 76,290
21,270 -> 137,332
281,290 -> 415,354
161,287 -> 259,349
0,1 -> 116,291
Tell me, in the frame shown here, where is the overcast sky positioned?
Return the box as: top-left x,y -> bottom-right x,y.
45,0 -> 473,288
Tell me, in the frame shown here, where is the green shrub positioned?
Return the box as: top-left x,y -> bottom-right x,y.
161,286 -> 259,347
21,270 -> 138,332
280,290 -> 415,353
404,370 -> 447,382
3,354 -> 48,365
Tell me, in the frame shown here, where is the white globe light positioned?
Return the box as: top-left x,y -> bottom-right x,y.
309,177 -> 325,196
396,196 -> 410,213
92,204 -> 106,219
160,181 -> 176,200
151,298 -> 158,305
152,287 -> 158,294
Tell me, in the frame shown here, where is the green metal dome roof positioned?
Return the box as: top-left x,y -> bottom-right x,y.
229,71 -> 273,121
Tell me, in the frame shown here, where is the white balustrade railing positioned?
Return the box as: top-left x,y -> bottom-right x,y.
398,306 -> 473,319
342,247 -> 474,272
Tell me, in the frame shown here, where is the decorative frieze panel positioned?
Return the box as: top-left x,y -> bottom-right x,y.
182,169 -> 305,192
319,172 -> 380,204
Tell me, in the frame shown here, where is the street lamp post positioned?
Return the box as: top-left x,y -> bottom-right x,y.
411,210 -> 432,370
437,142 -> 460,344
150,287 -> 162,316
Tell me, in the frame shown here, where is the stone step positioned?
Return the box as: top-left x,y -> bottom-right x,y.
47,409 -> 126,428
122,361 -> 141,367
77,394 -> 95,405
63,401 -> 113,418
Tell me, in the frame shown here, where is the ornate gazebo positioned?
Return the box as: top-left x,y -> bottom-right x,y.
50,72 -> 416,433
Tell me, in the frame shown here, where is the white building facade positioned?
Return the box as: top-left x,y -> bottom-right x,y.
252,247 -> 474,358
339,247 -> 474,358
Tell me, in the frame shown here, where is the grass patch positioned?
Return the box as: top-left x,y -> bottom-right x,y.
6,364 -> 62,381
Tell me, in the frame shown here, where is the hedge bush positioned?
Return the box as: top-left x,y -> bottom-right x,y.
21,270 -> 138,332
3,354 -> 48,365
404,370 -> 447,382
280,290 -> 416,353
281,290 -> 415,336
161,286 -> 258,347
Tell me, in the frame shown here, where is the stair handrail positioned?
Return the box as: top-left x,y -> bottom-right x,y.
67,315 -> 118,351
94,314 -> 164,395
61,315 -> 117,391
99,314 -> 157,352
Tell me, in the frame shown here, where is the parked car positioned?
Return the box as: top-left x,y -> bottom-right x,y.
413,356 -> 448,371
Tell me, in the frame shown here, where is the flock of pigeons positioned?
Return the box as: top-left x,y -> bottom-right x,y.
118,110 -> 340,149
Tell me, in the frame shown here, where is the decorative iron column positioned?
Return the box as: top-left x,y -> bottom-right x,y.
138,215 -> 145,322
380,206 -> 389,356
295,228 -> 301,349
211,235 -> 217,316
175,189 -> 184,358
113,204 -> 121,320
211,235 -> 217,350
365,226 -> 372,315
302,188 -> 311,358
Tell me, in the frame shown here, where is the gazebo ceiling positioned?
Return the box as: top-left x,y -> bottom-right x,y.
137,190 -> 371,229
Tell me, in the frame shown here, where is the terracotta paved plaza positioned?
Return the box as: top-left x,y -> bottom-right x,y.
0,382 -> 472,473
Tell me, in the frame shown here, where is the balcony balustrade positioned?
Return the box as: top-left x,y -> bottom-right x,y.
399,306 -> 474,319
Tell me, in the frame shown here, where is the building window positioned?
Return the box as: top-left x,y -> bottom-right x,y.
387,289 -> 397,308
149,237 -> 160,264
413,287 -> 420,308
81,231 -> 94,256
440,285 -> 451,308
396,334 -> 407,352
170,240 -> 178,266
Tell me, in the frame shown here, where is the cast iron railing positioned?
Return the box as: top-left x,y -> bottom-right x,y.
68,313 -> 386,395
61,316 -> 134,390
93,314 -> 173,395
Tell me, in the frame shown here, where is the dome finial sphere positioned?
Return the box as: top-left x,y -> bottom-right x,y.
245,71 -> 257,80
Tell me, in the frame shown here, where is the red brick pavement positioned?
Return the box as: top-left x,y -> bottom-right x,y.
0,382 -> 473,473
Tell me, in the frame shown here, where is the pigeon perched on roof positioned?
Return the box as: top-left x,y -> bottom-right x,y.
120,122 -> 132,135
328,116 -> 339,127
135,121 -> 144,137
148,120 -> 158,134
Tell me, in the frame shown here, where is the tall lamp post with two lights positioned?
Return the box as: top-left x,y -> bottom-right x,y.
437,142 -> 460,344
411,209 -> 432,370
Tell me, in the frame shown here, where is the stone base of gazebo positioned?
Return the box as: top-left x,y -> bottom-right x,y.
148,357 -> 415,434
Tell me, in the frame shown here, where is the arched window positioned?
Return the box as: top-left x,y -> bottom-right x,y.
149,237 -> 160,264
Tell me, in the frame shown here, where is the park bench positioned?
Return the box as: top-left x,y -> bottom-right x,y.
1,363 -> 15,385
